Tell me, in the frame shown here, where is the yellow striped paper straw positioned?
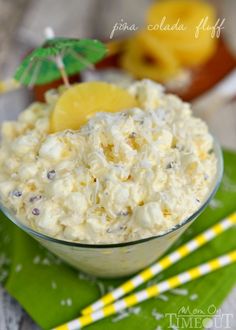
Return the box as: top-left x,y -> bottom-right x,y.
54,250 -> 236,330
82,212 -> 236,315
0,79 -> 20,94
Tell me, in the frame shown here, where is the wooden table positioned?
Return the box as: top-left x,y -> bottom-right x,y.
0,0 -> 235,329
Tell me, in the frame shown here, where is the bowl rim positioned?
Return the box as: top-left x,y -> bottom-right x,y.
0,137 -> 223,249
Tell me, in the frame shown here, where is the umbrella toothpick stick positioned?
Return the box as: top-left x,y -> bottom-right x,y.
55,56 -> 70,87
44,27 -> 70,87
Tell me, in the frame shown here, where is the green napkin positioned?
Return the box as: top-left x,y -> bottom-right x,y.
0,149 -> 236,330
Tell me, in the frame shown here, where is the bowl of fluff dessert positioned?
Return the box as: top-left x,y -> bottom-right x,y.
0,79 -> 222,277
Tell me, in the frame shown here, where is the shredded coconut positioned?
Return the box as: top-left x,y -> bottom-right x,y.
33,255 -> 41,264
171,288 -> 189,296
209,198 -> 223,209
189,293 -> 198,301
0,79 -> 217,244
112,306 -> 141,323
15,264 -> 22,272
157,294 -> 169,302
152,308 -> 164,320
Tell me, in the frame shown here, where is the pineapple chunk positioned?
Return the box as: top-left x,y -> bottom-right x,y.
51,82 -> 138,132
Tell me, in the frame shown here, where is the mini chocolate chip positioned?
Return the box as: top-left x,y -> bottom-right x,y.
29,195 -> 42,203
196,198 -> 200,203
32,208 -> 40,216
204,174 -> 209,180
129,132 -> 137,138
176,145 -> 184,151
166,161 -> 175,169
12,190 -> 22,197
47,170 -> 56,180
208,148 -> 214,154
118,211 -> 129,216
65,129 -> 75,135
107,225 -> 127,234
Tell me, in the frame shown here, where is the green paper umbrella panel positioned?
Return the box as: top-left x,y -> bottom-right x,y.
14,27 -> 107,87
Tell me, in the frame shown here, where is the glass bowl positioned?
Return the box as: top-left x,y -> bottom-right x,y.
0,138 -> 223,278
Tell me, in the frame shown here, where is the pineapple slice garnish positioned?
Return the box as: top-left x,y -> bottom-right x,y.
51,82 -> 138,132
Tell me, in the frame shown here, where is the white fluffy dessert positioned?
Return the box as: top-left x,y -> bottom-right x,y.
0,80 -> 217,243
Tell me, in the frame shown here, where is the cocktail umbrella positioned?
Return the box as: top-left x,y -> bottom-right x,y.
14,27 -> 107,87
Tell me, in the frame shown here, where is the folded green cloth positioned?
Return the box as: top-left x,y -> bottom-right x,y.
0,149 -> 236,330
